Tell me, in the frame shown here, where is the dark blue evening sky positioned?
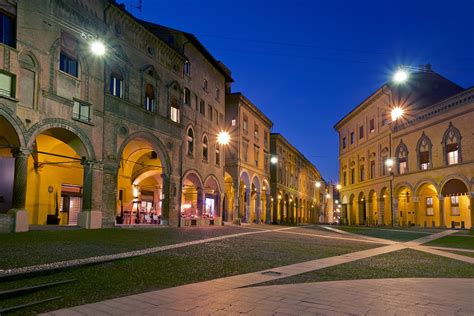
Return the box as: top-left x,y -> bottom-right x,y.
126,0 -> 474,182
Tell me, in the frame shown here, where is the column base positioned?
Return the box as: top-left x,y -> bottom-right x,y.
2,209 -> 29,233
78,211 -> 102,229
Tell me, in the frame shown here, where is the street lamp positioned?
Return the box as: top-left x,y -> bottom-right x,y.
336,184 -> 341,190
217,131 -> 230,146
393,68 -> 409,84
385,158 -> 395,226
315,181 -> 321,188
391,107 -> 405,122
90,40 -> 106,56
270,156 -> 278,164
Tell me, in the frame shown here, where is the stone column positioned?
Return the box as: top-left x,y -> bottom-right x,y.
367,199 -> 372,226
197,187 -> 204,217
11,149 -> 29,210
341,204 -> 347,225
255,192 -> 261,224
438,195 -> 446,228
266,194 -> 271,224
233,185 -> 240,221
81,160 -> 93,212
413,197 -> 419,226
392,198 -> 398,226
161,173 -> 171,224
245,188 -> 250,222
283,201 -> 287,222
378,198 -> 385,226
8,148 -> 29,232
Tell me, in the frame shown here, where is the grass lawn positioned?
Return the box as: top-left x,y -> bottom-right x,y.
0,230 -> 380,315
335,226 -> 432,242
0,226 -> 251,269
442,250 -> 474,258
425,235 -> 474,250
252,248 -> 474,288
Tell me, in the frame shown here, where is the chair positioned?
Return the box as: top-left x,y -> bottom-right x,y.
144,214 -> 151,224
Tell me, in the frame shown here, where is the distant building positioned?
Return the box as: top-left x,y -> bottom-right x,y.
224,93 -> 273,223
270,133 -> 325,224
334,67 -> 474,229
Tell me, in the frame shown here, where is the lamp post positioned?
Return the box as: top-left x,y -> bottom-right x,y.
217,131 -> 230,223
385,158 -> 395,226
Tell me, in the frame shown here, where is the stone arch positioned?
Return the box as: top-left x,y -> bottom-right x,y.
262,178 -> 271,194
415,178 -> 440,196
240,170 -> 251,188
394,182 -> 415,196
185,124 -> 195,156
183,169 -> 204,189
0,106 -> 27,148
26,119 -> 96,160
440,175 -> 470,196
116,131 -> 171,174
204,174 -> 222,195
251,175 -> 261,192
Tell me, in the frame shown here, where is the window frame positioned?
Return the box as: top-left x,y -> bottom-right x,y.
0,11 -> 16,48
72,99 -> 92,123
0,69 -> 16,98
202,135 -> 209,162
59,52 -> 79,78
110,73 -> 124,98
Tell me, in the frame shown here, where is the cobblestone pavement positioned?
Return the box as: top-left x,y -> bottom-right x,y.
43,228 -> 474,315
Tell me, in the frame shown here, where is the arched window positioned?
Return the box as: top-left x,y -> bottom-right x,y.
395,140 -> 408,174
19,53 -> 37,108
416,132 -> 432,170
442,123 -> 462,165
215,144 -> 220,166
202,135 -> 208,161
144,84 -> 155,112
187,128 -> 194,156
184,61 -> 190,75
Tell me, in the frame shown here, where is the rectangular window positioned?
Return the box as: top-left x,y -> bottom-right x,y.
59,52 -> 78,77
73,100 -> 91,122
264,131 -> 269,148
343,171 -> 347,186
359,125 -> 364,139
170,106 -> 180,123
447,144 -> 459,165
370,160 -> 375,179
184,61 -> 190,75
254,124 -> 259,141
184,88 -> 190,106
350,132 -> 354,144
110,74 -> 123,98
231,119 -> 236,126
214,109 -> 218,123
243,115 -> 248,133
219,113 -> 224,126
351,169 -> 355,184
243,142 -> 248,162
426,197 -> 434,216
0,12 -> 16,48
369,119 -> 375,133
215,88 -> 220,100
254,145 -> 259,167
399,158 -> 407,174
199,100 -> 205,115
382,156 -> 388,176
382,112 -> 388,126
264,152 -> 269,172
208,105 -> 213,120
342,137 -> 346,149
420,151 -> 429,170
215,145 -> 220,166
0,71 -> 15,98
450,196 -> 460,216
360,165 -> 365,181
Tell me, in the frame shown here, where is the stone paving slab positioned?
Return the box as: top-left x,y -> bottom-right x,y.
44,278 -> 474,315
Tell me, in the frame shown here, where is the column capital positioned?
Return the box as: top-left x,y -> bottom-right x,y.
413,197 -> 419,203
11,148 -> 30,158
438,195 -> 445,201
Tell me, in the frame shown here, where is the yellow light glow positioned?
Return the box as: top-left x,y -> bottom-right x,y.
270,156 -> 278,164
336,184 -> 341,190
393,68 -> 409,83
90,40 -> 106,56
326,194 -> 330,199
391,106 -> 405,121
278,194 -> 282,200
315,181 -> 321,188
385,158 -> 394,167
182,203 -> 192,209
217,131 -> 230,145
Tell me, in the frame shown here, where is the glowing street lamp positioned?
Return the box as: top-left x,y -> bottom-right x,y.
90,40 -> 106,56
325,193 -> 330,199
393,68 -> 409,84
391,106 -> 405,122
270,156 -> 278,164
336,184 -> 341,190
217,131 -> 230,146
315,181 -> 321,188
